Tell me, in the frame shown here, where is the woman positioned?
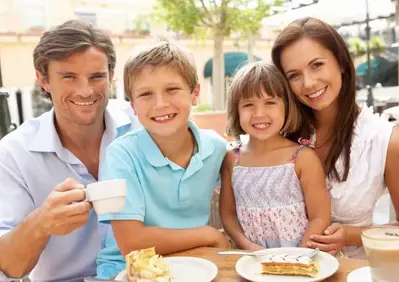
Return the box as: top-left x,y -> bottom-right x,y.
271,17 -> 399,259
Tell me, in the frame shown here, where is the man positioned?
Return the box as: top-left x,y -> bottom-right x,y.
0,20 -> 138,282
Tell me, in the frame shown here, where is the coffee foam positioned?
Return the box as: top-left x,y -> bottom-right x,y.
362,227 -> 399,249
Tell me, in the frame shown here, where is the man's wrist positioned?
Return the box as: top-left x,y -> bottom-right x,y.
29,208 -> 49,240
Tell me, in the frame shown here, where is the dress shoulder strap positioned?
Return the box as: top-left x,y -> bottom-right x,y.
289,145 -> 305,164
232,142 -> 242,166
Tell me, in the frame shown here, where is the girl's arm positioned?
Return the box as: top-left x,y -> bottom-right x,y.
295,147 -> 331,247
219,151 -> 263,251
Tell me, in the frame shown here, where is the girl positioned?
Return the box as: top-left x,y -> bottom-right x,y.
219,62 -> 331,251
271,17 -> 399,258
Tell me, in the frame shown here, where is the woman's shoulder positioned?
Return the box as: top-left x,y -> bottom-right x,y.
356,105 -> 395,131
354,105 -> 395,144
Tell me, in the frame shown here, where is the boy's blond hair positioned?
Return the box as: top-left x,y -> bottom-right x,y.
124,41 -> 198,99
226,62 -> 302,139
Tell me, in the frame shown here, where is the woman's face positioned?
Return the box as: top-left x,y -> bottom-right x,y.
280,37 -> 342,112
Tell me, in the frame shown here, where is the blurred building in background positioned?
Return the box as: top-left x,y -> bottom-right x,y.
0,0 -> 277,109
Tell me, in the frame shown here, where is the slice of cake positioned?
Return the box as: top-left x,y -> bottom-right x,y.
126,247 -> 171,282
260,253 -> 319,277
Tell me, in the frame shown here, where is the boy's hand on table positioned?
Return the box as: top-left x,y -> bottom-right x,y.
203,226 -> 232,249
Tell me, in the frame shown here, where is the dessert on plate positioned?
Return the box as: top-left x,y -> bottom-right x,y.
126,247 -> 171,282
260,253 -> 319,277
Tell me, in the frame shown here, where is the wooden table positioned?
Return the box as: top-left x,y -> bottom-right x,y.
170,247 -> 369,282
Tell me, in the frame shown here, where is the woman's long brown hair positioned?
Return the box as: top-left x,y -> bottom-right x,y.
271,17 -> 358,182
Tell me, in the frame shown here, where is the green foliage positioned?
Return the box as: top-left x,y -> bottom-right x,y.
192,103 -> 213,112
370,36 -> 386,55
347,36 -> 386,58
347,37 -> 366,57
154,0 -> 205,36
154,0 -> 284,38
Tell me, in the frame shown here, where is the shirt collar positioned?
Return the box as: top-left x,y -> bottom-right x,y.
28,108 -> 63,154
103,102 -> 133,139
138,120 -> 214,168
29,106 -> 132,158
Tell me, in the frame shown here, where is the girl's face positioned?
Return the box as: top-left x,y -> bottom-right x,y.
238,88 -> 285,141
280,37 -> 343,113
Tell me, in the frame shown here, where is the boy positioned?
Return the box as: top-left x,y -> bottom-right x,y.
97,41 -> 230,279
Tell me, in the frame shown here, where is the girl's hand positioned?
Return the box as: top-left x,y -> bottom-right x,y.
243,241 -> 264,251
307,223 -> 346,255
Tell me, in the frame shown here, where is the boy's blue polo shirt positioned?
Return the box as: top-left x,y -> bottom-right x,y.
96,120 -> 227,278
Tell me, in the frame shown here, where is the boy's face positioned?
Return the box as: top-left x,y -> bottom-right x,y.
130,65 -> 200,138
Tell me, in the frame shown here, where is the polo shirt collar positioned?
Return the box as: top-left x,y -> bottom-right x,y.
138,120 -> 214,168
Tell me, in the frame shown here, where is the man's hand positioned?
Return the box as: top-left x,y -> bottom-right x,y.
37,178 -> 92,236
307,223 -> 346,255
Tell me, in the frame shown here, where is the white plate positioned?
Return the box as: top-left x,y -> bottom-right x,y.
115,256 -> 218,282
347,266 -> 372,282
235,247 -> 339,282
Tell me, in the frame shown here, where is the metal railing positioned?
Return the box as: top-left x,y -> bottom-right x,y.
0,91 -> 17,140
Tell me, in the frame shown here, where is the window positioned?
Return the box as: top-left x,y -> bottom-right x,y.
75,11 -> 97,26
21,4 -> 46,31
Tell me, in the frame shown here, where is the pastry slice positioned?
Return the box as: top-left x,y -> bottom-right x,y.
126,247 -> 171,282
260,253 -> 319,277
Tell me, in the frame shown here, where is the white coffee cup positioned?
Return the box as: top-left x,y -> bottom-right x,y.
84,179 -> 127,215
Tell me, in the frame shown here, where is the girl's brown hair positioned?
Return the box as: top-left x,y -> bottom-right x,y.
226,62 -> 302,139
271,17 -> 358,182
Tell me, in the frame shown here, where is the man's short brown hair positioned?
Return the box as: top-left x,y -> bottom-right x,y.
124,41 -> 198,100
226,62 -> 302,139
33,20 -> 116,98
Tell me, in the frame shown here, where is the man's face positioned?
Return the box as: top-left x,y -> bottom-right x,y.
37,47 -> 114,128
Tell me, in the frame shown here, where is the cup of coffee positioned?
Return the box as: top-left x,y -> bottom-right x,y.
361,226 -> 399,282
84,179 -> 127,215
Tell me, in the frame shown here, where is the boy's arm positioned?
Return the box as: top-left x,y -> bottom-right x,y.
219,151 -> 263,251
295,147 -> 331,247
111,221 -> 229,256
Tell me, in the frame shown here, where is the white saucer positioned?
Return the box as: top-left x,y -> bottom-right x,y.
347,266 -> 372,282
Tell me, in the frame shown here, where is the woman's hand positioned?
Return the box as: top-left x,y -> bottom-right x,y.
307,223 -> 346,255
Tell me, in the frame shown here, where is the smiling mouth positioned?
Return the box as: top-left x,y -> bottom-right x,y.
71,100 -> 96,106
252,123 -> 270,129
307,86 -> 327,99
151,114 -> 177,122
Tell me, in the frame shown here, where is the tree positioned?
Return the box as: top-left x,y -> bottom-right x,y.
347,36 -> 386,58
347,37 -> 366,58
369,36 -> 386,56
154,0 -> 284,110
